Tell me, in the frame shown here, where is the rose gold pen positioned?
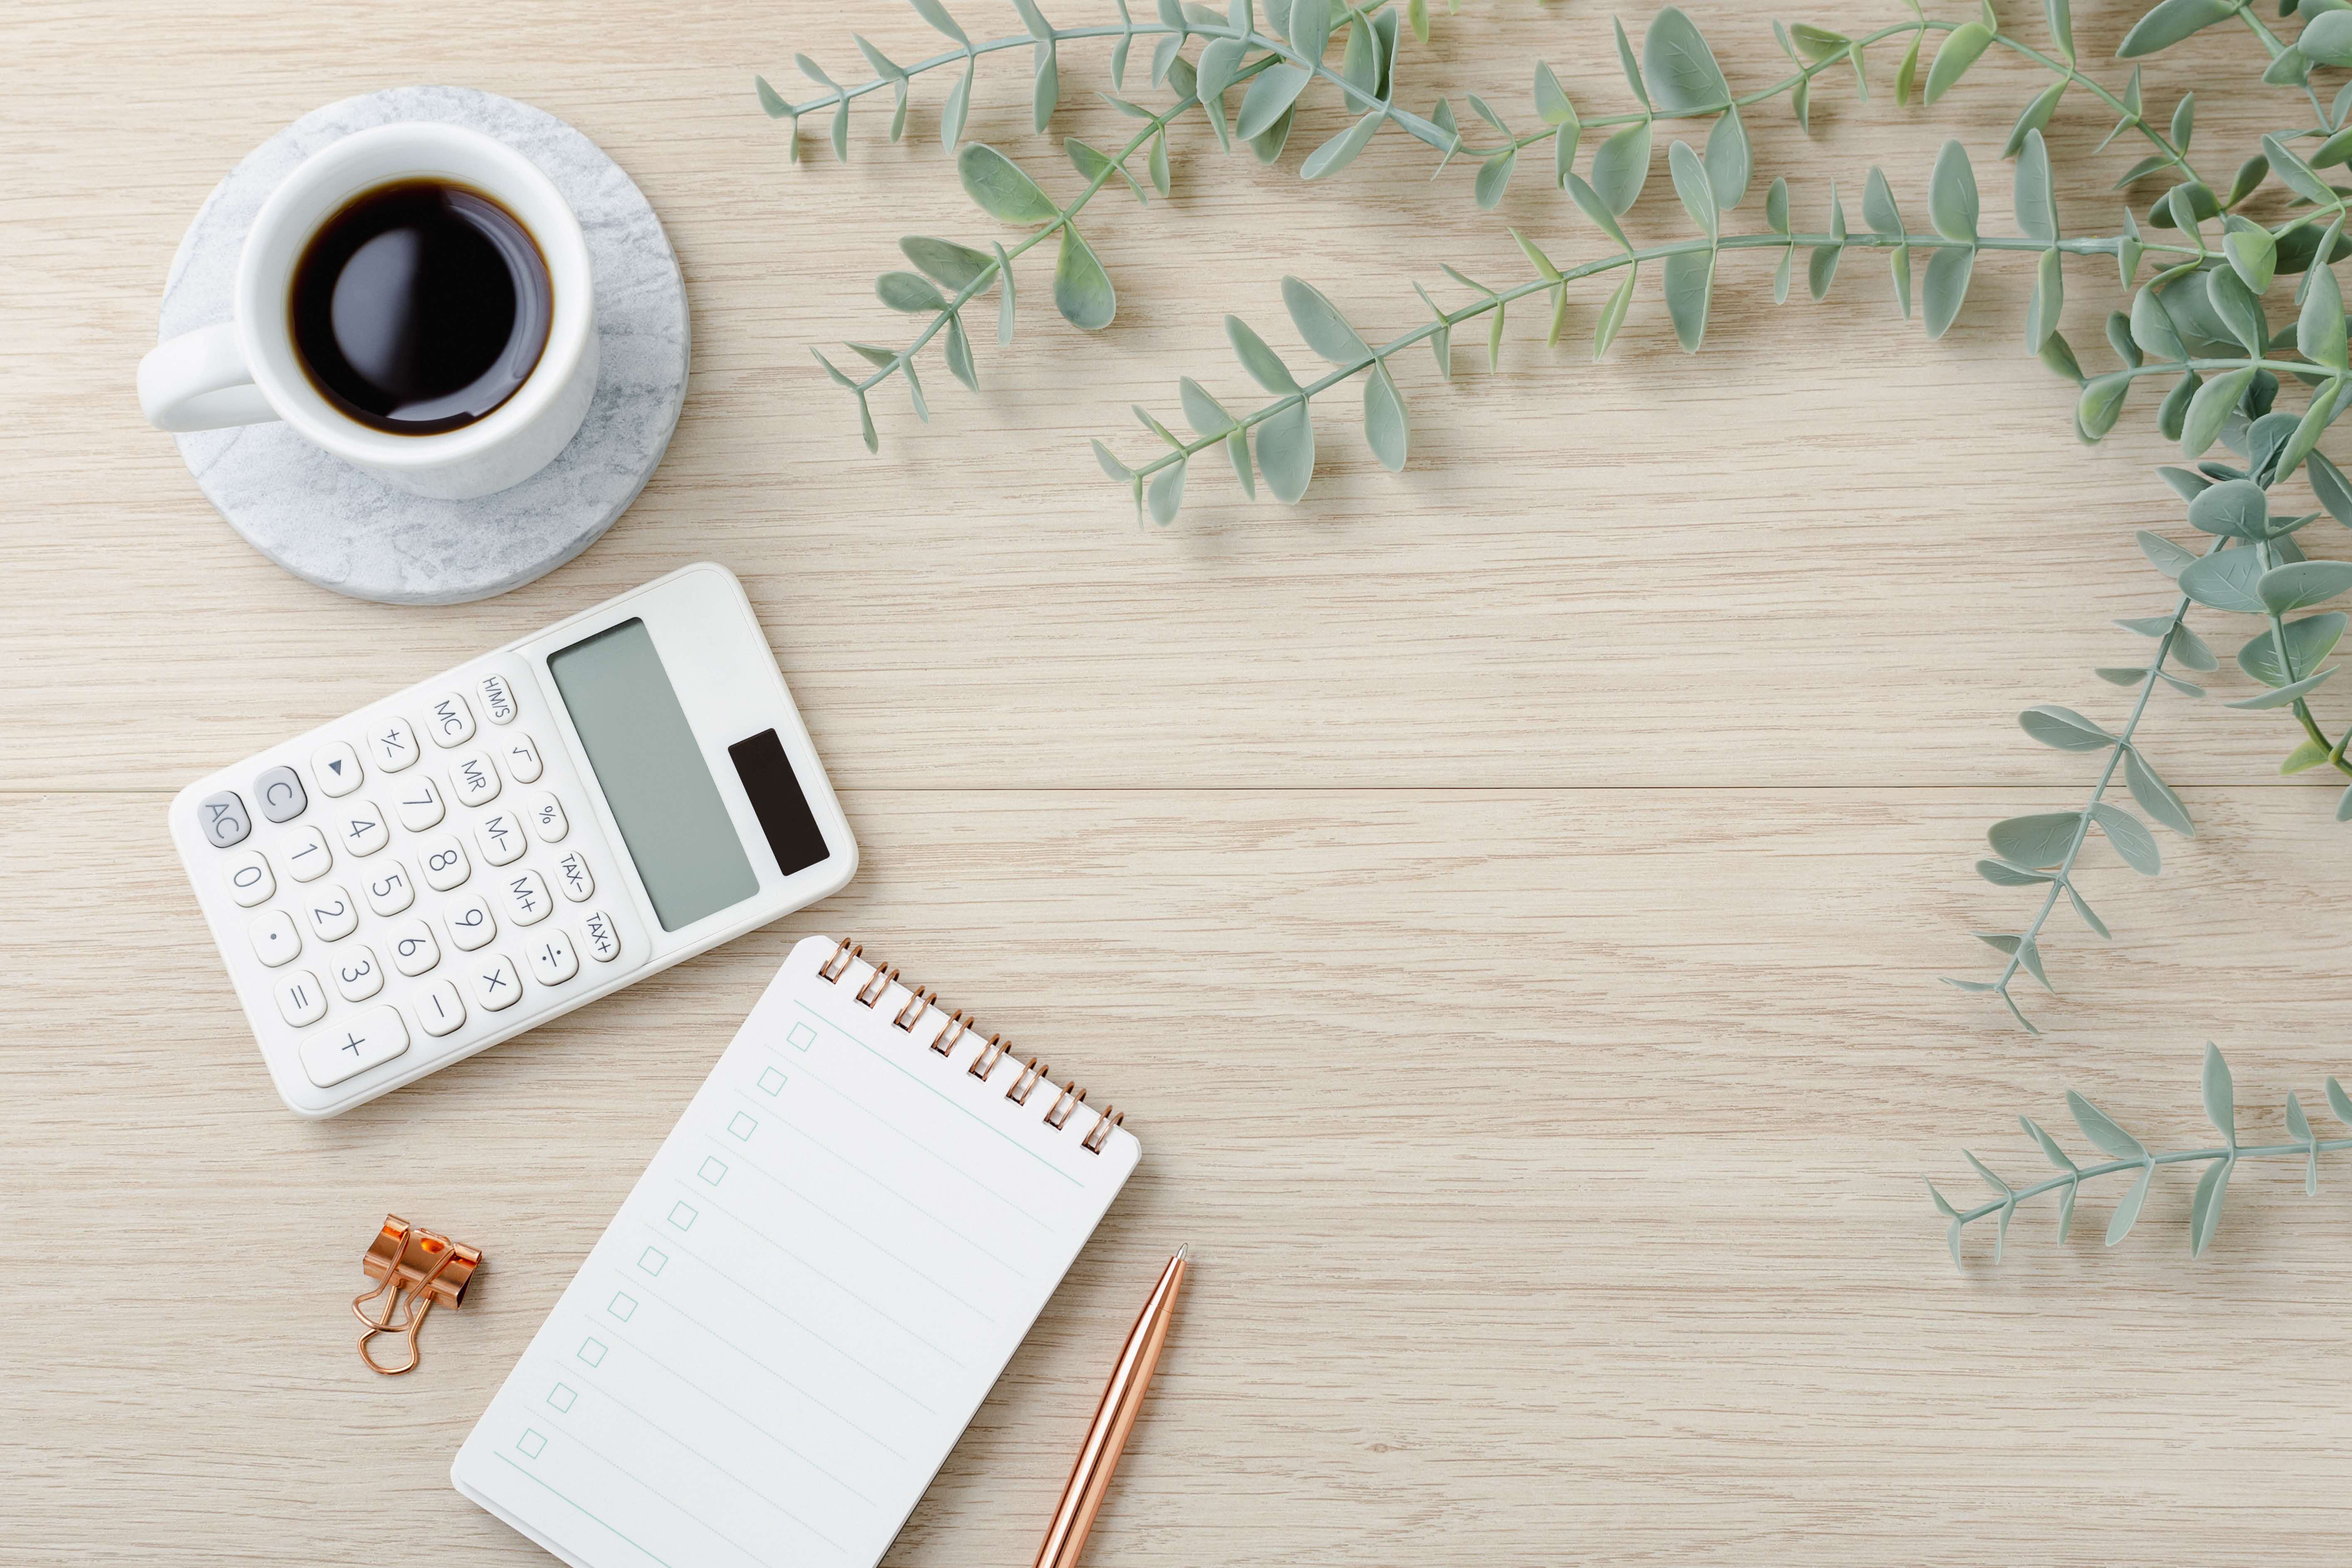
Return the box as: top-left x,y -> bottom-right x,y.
1031,1246 -> 1190,1568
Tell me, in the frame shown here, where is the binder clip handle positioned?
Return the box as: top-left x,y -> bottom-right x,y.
352,1215 -> 481,1377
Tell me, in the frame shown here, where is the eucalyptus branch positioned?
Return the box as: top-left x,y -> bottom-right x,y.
1942,552 -> 2213,1035
1928,1044 -> 2352,1267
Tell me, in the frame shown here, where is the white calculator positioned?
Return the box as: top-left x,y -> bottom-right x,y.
169,563 -> 858,1117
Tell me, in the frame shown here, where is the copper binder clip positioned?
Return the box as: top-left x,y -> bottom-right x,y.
352,1215 -> 482,1376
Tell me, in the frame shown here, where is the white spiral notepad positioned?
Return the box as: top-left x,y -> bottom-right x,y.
452,935 -> 1142,1568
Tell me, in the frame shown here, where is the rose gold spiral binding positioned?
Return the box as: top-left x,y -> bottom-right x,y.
815,939 -> 1131,1148
930,1009 -> 970,1056
1043,1081 -> 1085,1129
968,1032 -> 1009,1080
1080,1108 -> 1123,1153
893,987 -> 936,1030
1005,1057 -> 1047,1106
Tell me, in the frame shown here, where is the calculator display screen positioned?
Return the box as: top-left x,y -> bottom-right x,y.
547,619 -> 759,931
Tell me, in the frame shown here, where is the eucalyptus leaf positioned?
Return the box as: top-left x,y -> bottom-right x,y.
1256,398 -> 1315,502
1363,365 -> 1409,472
2183,368 -> 2258,457
1227,314 -> 1300,393
1641,6 -> 1729,112
901,236 -> 995,291
877,271 -> 947,313
1923,248 -> 1974,341
2014,130 -> 2059,243
1667,140 -> 1716,240
1989,812 -> 2081,869
1704,104 -> 1750,211
2118,0 -> 2240,57
1929,142 -> 1979,244
1663,247 -> 1714,353
2180,548 -> 2269,613
2019,705 -> 2114,750
1924,21 -> 1993,104
1593,270 -> 1636,360
1301,110 -> 1383,180
1591,122 -> 1653,216
2069,1090 -> 2149,1160
2125,748 -> 2196,836
2237,610 -> 2347,686
2106,1160 -> 2155,1246
1282,275 -> 1371,363
1237,64 -> 1312,139
2258,561 -> 2352,613
959,143 -> 1057,224
1052,227 -> 1116,330
2091,802 -> 2161,875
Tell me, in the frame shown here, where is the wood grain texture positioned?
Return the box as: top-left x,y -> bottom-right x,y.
5,2 -> 2352,1565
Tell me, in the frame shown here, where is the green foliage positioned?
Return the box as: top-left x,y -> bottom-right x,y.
1931,1045 -> 2352,1267
767,1 -> 2352,1032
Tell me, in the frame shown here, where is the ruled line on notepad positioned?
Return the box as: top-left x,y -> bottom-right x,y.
631,1220 -> 940,1414
725,1071 -> 1039,1274
613,1256 -> 912,1461
584,1304 -> 888,1507
582,1372 -> 854,1554
749,1034 -> 1068,1233
492,1449 -> 687,1568
791,999 -> 1084,1191
674,1158 -> 980,1361
681,1134 -> 1005,1320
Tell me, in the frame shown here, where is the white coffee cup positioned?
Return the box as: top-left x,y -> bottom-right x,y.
139,123 -> 597,501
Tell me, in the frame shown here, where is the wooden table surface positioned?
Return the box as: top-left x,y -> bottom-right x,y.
7,2 -> 2351,1563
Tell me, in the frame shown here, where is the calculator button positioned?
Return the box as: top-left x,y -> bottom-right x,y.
198,790 -> 251,848
273,969 -> 327,1026
249,910 -> 301,967
332,945 -> 385,1003
450,749 -> 501,807
223,850 -> 275,907
389,919 -> 440,977
500,732 -> 544,784
445,895 -> 497,952
312,742 -> 364,797
300,1005 -> 408,1088
363,861 -> 416,917
336,799 -> 390,857
425,692 -> 476,748
580,909 -> 622,963
304,885 -> 358,943
415,979 -> 467,1037
553,849 -> 594,902
281,825 -> 333,882
418,834 -> 471,892
370,717 -> 420,773
255,765 -> 308,823
525,791 -> 567,842
475,810 -> 526,866
477,673 -> 520,726
502,869 -> 552,926
469,953 -> 524,1012
528,930 -> 579,986
393,775 -> 446,832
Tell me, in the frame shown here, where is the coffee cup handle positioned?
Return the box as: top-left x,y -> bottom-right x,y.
138,322 -> 278,432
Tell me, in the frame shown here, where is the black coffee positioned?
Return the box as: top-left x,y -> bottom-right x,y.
290,179 -> 551,435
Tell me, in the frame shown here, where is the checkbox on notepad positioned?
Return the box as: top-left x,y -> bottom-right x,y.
548,1383 -> 577,1413
518,1429 -> 547,1459
698,1157 -> 727,1186
577,1339 -> 607,1368
609,1292 -> 638,1322
639,1246 -> 668,1277
757,1067 -> 786,1095
787,1023 -> 817,1050
669,1200 -> 700,1230
728,1112 -> 758,1140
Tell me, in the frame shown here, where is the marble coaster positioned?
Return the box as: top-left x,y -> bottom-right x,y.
157,86 -> 689,605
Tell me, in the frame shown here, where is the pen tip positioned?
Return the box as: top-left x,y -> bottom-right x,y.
1174,1243 -> 1188,1262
